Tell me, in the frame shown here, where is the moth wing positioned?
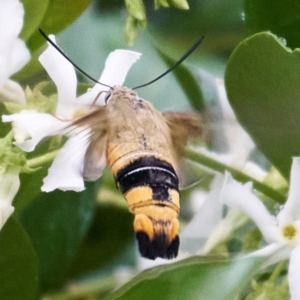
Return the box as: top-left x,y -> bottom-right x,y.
163,111 -> 204,188
163,111 -> 204,157
73,107 -> 108,181
83,132 -> 108,181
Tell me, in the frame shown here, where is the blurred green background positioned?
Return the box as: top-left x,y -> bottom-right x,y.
3,0 -> 300,299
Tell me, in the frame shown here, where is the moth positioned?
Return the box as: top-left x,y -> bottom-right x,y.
40,30 -> 204,260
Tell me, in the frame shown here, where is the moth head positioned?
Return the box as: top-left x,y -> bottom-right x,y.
133,213 -> 179,260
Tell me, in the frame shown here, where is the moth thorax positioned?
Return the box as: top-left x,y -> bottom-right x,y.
134,211 -> 180,260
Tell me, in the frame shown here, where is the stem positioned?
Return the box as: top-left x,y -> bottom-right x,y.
185,149 -> 286,203
27,150 -> 59,169
269,261 -> 286,283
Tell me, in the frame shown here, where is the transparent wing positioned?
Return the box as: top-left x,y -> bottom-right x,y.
72,107 -> 109,181
163,111 -> 204,158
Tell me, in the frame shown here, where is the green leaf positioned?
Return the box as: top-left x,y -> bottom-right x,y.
67,204 -> 135,278
19,181 -> 97,291
14,140 -> 59,211
20,0 -> 49,41
156,48 -> 211,112
244,0 -> 300,49
14,163 -> 50,211
225,32 -> 300,179
104,256 -> 264,300
14,0 -> 90,83
0,217 -> 38,300
26,0 -> 90,52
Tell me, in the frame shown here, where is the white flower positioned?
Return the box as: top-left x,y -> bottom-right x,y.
193,78 -> 266,183
0,0 -> 30,103
221,157 -> 300,300
3,35 -> 141,192
2,110 -> 70,152
180,174 -> 224,254
0,201 -> 14,229
215,79 -> 256,170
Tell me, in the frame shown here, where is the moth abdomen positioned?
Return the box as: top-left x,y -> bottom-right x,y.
115,155 -> 180,260
135,223 -> 180,260
116,156 -> 179,194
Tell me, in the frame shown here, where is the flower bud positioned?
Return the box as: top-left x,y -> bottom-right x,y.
125,0 -> 146,22
169,0 -> 189,10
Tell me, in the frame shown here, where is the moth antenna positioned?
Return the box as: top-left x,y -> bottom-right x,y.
91,90 -> 109,106
133,36 -> 204,90
39,29 -> 112,89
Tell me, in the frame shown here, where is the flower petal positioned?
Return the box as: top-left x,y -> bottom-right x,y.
248,243 -> 291,268
41,129 -> 91,192
221,172 -> 279,243
278,157 -> 300,224
288,245 -> 300,300
2,111 -> 68,151
201,208 -> 249,255
0,79 -> 26,103
0,166 -> 20,204
38,35 -> 77,119
8,38 -> 30,76
99,50 -> 141,87
0,0 -> 23,40
180,174 -> 224,254
0,200 -> 14,231
77,50 -> 141,106
0,0 -> 29,83
215,78 -> 255,169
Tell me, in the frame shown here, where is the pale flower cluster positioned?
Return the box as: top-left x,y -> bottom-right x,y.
0,0 -> 30,103
3,39 -> 141,192
0,0 -> 30,230
0,0 -> 141,228
221,158 -> 300,300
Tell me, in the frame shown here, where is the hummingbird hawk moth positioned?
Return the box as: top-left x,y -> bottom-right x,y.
40,30 -> 204,260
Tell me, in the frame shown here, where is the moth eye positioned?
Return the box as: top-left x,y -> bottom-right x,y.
104,91 -> 111,104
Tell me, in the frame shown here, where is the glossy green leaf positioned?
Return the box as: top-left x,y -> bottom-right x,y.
14,0 -> 90,83
20,0 -> 49,41
26,0 -> 90,51
225,32 -> 300,179
19,181 -> 97,291
104,256 -> 264,300
244,0 -> 300,49
0,217 -> 38,300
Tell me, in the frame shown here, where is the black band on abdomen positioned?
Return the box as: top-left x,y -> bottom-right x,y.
116,156 -> 179,198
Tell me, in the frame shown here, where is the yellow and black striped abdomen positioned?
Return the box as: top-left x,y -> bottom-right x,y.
114,155 -> 180,260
